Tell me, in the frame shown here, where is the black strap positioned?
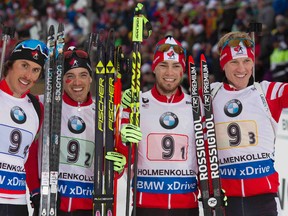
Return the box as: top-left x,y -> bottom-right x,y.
27,93 -> 41,122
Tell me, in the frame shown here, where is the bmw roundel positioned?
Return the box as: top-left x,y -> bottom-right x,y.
10,106 -> 26,124
224,99 -> 242,117
159,112 -> 179,129
68,116 -> 86,134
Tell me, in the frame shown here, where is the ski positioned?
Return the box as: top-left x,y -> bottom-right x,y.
189,54 -> 225,215
49,23 -> 65,216
200,54 -> 225,215
104,28 -> 116,215
189,55 -> 213,216
40,25 -> 55,216
125,3 -> 152,216
93,29 -> 117,216
93,30 -> 106,216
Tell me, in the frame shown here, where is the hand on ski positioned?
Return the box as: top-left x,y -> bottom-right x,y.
105,151 -> 126,173
121,88 -> 138,108
121,123 -> 142,143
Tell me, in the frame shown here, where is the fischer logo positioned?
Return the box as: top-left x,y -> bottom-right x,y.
108,77 -> 114,131
98,78 -> 105,131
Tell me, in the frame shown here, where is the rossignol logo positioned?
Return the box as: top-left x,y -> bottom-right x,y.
206,114 -> 219,179
194,116 -> 208,180
68,116 -> 86,134
224,99 -> 242,117
159,112 -> 178,129
10,106 -> 26,124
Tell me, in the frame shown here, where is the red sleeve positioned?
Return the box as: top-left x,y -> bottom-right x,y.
25,98 -> 44,195
266,82 -> 288,122
25,138 -> 40,195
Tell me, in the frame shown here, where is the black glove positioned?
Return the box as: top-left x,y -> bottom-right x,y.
30,193 -> 40,216
30,192 -> 62,216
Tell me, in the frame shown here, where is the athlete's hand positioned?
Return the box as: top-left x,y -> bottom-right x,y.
121,89 -> 138,108
121,124 -> 142,143
105,151 -> 126,173
30,193 -> 40,216
121,89 -> 132,108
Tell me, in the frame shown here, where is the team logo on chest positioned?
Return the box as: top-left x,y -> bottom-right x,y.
68,116 -> 86,134
224,99 -> 242,117
10,106 -> 26,124
159,112 -> 179,129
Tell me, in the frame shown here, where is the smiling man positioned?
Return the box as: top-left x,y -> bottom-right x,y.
41,47 -> 126,216
211,31 -> 288,215
0,39 -> 48,216
120,36 -> 200,216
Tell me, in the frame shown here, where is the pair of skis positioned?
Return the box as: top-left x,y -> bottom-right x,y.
189,54 -> 225,216
39,23 -> 65,216
93,29 -> 126,216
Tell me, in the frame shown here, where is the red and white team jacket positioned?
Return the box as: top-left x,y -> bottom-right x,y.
56,92 -> 95,212
211,81 -> 288,197
121,86 -> 199,209
0,79 -> 41,205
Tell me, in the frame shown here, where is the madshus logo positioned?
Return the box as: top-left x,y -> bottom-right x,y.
224,99 -> 242,117
68,116 -> 86,134
159,112 -> 179,129
10,106 -> 26,124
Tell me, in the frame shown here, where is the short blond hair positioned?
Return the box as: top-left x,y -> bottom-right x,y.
217,31 -> 252,54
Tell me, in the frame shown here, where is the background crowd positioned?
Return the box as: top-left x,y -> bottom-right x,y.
0,0 -> 288,92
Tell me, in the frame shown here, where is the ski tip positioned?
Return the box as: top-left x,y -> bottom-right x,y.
57,23 -> 64,32
200,53 -> 206,61
48,25 -> 55,35
188,55 -> 194,64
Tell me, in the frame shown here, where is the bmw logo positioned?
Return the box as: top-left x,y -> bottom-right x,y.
224,99 -> 242,117
159,112 -> 179,129
10,106 -> 26,124
68,116 -> 86,134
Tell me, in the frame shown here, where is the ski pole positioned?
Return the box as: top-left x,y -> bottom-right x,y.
248,22 -> 262,78
126,3 -> 152,216
0,25 -> 15,79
